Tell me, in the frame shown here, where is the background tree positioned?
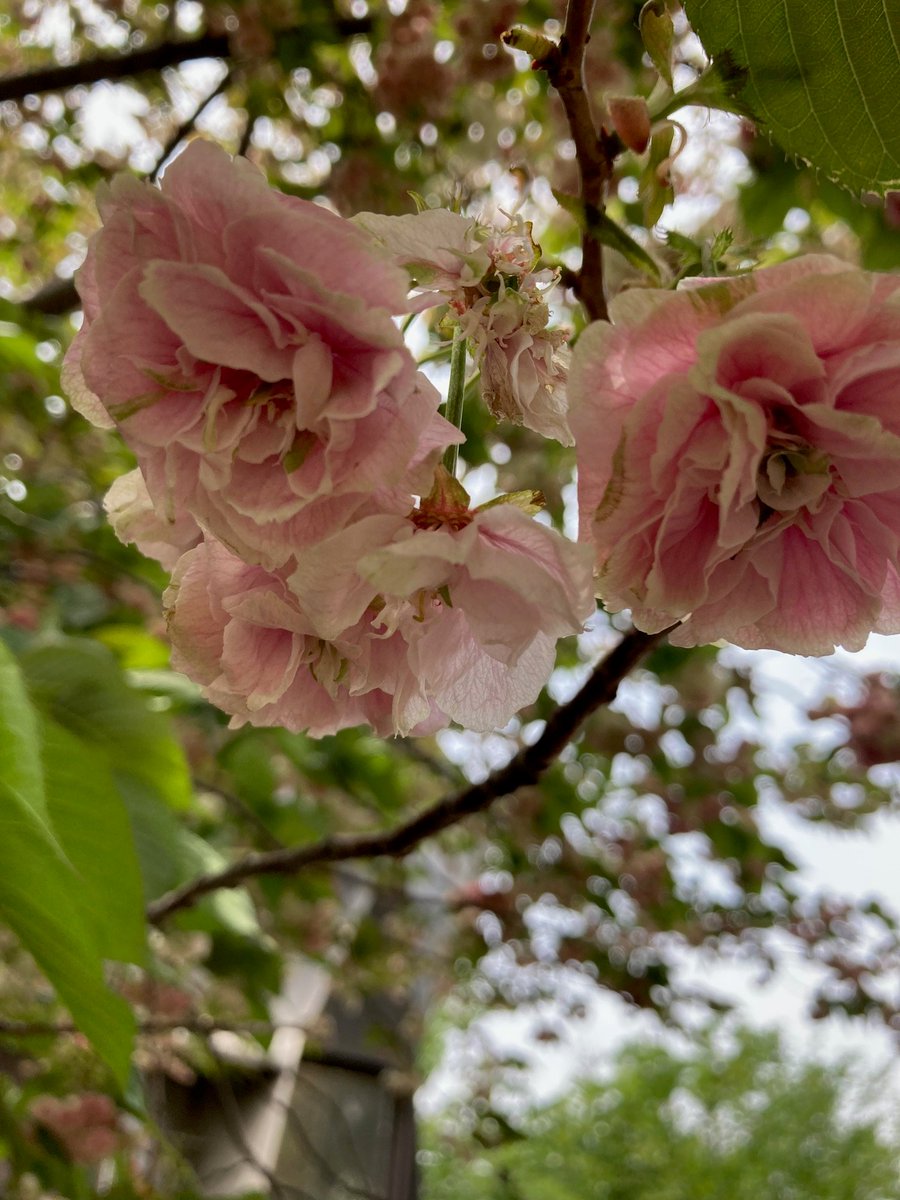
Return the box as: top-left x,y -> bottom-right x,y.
0,0 -> 899,1196
422,1027 -> 900,1200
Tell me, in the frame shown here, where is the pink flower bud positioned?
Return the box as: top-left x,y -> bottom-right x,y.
607,96 -> 651,155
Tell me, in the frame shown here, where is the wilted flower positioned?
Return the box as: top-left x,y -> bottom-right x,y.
355,208 -> 573,443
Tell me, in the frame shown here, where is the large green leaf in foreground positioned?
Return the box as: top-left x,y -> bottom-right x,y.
685,0 -> 900,193
0,641 -> 135,1085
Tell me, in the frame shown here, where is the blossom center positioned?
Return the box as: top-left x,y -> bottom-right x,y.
757,436 -> 831,514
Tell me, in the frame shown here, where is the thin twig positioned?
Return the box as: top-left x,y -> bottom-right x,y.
147,626 -> 668,925
0,1015 -> 310,1038
150,68 -> 233,182
237,109 -> 257,158
541,0 -> 613,322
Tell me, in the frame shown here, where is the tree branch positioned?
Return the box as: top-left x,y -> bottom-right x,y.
0,18 -> 372,105
21,276 -> 78,316
147,626 -> 668,925
150,68 -> 233,182
542,0 -> 614,322
0,32 -> 232,104
0,1015 -> 307,1038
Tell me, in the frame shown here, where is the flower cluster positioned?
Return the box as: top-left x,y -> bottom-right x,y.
65,142 -> 593,736
30,1093 -> 122,1164
570,256 -> 900,655
354,208 -> 572,444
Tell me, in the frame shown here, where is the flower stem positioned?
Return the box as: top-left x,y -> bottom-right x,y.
442,327 -> 467,477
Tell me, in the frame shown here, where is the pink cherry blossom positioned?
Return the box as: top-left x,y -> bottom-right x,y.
103,468 -> 200,570
63,140 -> 460,568
30,1093 -> 121,1164
570,255 -> 900,654
165,537 -> 445,738
365,496 -> 594,728
288,473 -> 595,731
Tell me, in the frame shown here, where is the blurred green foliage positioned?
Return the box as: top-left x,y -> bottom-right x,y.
422,1027 -> 900,1199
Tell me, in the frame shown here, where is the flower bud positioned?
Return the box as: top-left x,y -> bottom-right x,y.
607,96 -> 651,155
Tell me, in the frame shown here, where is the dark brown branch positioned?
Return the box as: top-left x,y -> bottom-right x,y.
150,68 -> 233,182
542,0 -> 613,322
147,626 -> 668,925
0,18 -> 372,105
0,1014 -> 309,1038
21,276 -> 78,316
0,33 -> 232,104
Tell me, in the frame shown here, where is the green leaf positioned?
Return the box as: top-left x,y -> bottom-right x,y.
0,643 -> 135,1085
20,639 -> 193,812
118,775 -> 260,939
553,191 -> 661,278
0,633 -> 47,823
590,209 -> 661,280
639,0 -> 675,87
684,0 -> 900,194
40,718 -> 146,966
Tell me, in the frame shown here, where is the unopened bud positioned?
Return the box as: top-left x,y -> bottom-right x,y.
607,96 -> 651,155
501,25 -> 557,66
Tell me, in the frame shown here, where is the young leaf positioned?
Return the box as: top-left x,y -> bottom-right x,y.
639,0 -> 675,87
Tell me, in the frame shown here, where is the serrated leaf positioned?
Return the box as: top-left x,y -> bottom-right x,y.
710,226 -> 735,260
0,643 -> 135,1086
684,0 -> 900,194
